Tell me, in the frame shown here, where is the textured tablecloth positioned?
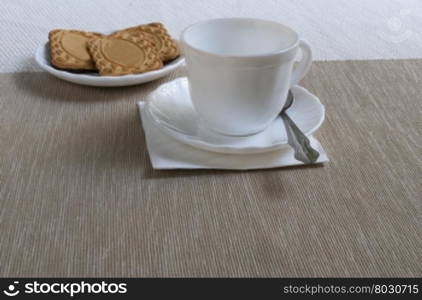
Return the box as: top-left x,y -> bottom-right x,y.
1,60 -> 421,277
1,0 -> 422,72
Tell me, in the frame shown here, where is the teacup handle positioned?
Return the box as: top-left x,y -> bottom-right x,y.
291,39 -> 312,86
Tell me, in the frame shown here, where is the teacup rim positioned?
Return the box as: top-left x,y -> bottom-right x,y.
180,17 -> 300,59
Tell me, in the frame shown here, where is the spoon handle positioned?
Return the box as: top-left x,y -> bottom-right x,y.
281,112 -> 320,164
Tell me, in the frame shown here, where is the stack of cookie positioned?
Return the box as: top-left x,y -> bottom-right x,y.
49,23 -> 180,76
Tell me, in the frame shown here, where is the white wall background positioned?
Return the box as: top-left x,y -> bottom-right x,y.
1,0 -> 422,72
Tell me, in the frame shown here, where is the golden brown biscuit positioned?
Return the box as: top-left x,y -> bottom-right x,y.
49,30 -> 102,70
87,32 -> 163,76
111,23 -> 180,62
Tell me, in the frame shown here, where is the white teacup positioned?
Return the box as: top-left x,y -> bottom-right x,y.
181,18 -> 312,136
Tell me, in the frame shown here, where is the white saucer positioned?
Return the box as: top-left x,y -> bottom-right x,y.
144,77 -> 325,154
35,42 -> 185,87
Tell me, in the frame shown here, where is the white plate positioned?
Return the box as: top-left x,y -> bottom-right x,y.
35,42 -> 185,87
144,77 -> 325,154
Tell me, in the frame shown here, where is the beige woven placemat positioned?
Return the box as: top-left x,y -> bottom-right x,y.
0,60 -> 420,277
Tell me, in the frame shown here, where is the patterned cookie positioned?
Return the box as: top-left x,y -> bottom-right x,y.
87,32 -> 163,76
111,23 -> 180,62
49,30 -> 102,70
